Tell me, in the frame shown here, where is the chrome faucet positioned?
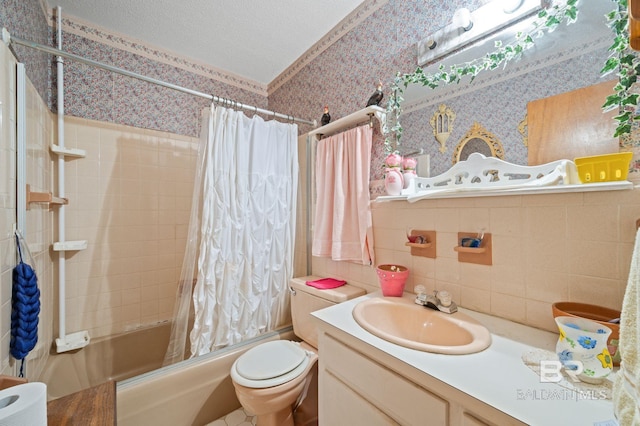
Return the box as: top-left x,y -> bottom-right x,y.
414,285 -> 458,314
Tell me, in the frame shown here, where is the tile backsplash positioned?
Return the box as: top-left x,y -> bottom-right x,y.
312,188 -> 640,332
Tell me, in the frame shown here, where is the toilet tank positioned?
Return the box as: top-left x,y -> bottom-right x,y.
290,276 -> 366,348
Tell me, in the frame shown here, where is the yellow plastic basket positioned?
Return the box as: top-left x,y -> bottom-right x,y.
574,152 -> 633,183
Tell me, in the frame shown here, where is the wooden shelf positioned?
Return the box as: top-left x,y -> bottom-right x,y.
48,380 -> 115,425
26,184 -> 68,210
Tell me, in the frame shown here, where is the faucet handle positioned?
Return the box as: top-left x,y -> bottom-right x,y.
437,290 -> 452,307
414,285 -> 428,305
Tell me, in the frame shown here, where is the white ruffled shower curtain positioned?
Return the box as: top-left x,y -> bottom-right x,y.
164,104 -> 298,363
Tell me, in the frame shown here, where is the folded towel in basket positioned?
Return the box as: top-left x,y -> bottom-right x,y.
306,278 -> 347,290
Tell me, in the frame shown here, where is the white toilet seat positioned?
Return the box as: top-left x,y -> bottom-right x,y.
231,340 -> 311,389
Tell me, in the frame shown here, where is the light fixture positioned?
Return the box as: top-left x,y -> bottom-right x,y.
453,8 -> 473,32
417,0 -> 544,67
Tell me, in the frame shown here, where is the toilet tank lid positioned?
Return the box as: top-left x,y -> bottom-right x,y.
290,276 -> 366,303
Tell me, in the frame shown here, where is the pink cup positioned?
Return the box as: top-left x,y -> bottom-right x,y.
376,265 -> 409,297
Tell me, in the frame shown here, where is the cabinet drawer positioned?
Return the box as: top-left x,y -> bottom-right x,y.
321,333 -> 448,425
463,412 -> 492,426
323,371 -> 398,425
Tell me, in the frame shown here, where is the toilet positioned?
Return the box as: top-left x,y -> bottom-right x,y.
230,276 -> 365,426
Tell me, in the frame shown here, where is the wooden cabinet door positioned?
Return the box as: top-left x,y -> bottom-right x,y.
527,80 -> 618,165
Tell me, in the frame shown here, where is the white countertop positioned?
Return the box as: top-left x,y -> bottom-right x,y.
311,291 -> 616,426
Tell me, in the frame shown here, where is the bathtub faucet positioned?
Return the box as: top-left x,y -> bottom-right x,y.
413,286 -> 458,314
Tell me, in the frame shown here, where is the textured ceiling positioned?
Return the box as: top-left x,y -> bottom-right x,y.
46,0 -> 366,85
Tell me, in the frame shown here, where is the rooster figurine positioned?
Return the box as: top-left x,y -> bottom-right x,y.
321,105 -> 331,126
366,80 -> 384,107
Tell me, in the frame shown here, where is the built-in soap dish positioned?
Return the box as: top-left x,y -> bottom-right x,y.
454,232 -> 492,265
454,245 -> 486,253
404,241 -> 432,248
405,230 -> 436,258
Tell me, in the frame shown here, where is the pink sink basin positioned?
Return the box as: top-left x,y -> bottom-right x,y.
352,296 -> 492,354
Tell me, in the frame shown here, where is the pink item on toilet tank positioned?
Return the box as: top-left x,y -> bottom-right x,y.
305,278 -> 347,289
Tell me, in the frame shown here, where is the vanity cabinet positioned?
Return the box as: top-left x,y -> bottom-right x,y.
317,326 -> 525,426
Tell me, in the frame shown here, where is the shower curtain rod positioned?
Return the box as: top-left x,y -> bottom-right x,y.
2,30 -> 316,127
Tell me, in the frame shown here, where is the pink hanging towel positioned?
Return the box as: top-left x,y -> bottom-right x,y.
306,278 -> 347,289
312,124 -> 374,265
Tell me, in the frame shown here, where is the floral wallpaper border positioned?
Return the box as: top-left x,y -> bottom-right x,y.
268,0 -> 388,94
46,0 -> 386,99
53,13 -> 269,97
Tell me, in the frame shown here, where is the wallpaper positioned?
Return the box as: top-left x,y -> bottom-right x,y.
1,1 -> 270,137
1,0 -> 621,175
269,0 -> 613,179
0,0 -> 50,105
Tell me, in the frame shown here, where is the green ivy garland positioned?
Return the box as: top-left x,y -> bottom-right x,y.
602,0 -> 639,138
384,0 -> 638,154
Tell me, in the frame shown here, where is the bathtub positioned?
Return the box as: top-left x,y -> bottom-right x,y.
118,327 -> 295,426
39,321 -> 176,400
39,322 -> 295,425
